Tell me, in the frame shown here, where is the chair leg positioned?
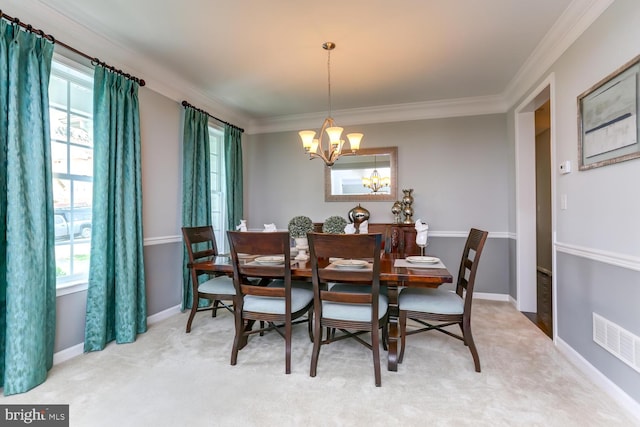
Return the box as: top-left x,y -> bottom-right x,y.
212,300 -> 220,317
231,313 -> 244,366
398,311 -> 407,363
462,320 -> 481,372
381,320 -> 389,351
310,317 -> 322,378
285,316 -> 292,374
459,323 -> 467,345
307,309 -> 314,343
372,324 -> 382,387
185,298 -> 199,333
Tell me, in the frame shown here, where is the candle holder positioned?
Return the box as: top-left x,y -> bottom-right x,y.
402,189 -> 414,224
391,201 -> 402,224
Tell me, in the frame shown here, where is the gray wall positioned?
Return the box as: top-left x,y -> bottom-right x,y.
557,253 -> 640,403
245,115 -> 509,232
244,114 -> 511,296
512,0 -> 640,402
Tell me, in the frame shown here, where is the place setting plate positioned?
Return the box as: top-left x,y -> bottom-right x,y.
254,255 -> 285,265
333,259 -> 369,269
405,256 -> 440,264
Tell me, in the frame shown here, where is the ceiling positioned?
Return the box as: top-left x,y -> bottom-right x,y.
7,0 -> 609,132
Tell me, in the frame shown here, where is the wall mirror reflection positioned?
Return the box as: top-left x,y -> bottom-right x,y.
324,147 -> 398,202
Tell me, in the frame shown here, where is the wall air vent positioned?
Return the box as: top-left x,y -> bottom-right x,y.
593,313 -> 640,373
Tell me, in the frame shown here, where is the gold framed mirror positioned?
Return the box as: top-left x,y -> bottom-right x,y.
324,147 -> 398,202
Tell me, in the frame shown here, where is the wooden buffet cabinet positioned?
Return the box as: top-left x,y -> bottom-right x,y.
313,222 -> 419,258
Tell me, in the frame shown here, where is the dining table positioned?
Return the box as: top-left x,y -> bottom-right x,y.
194,252 -> 453,372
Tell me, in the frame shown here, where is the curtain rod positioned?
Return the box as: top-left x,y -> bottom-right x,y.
181,100 -> 244,133
0,10 -> 145,87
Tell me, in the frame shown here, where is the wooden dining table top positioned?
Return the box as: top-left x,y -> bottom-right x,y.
194,252 -> 453,287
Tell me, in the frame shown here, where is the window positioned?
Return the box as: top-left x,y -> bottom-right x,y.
49,56 -> 94,288
209,126 -> 228,252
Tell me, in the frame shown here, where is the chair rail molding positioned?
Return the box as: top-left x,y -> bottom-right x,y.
429,231 -> 510,239
144,235 -> 182,246
555,241 -> 640,272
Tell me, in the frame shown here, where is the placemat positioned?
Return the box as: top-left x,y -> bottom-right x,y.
326,262 -> 373,271
394,259 -> 446,269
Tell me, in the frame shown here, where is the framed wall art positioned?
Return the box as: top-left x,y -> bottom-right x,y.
578,54 -> 640,170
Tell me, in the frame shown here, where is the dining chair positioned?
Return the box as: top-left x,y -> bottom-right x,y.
307,232 -> 388,387
398,228 -> 488,371
227,231 -> 314,374
182,225 -> 235,333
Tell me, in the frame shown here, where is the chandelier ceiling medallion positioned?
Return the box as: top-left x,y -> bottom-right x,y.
362,156 -> 390,193
299,42 -> 363,167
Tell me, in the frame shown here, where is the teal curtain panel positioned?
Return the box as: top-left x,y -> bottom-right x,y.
224,124 -> 243,232
0,21 -> 56,395
181,106 -> 211,310
84,66 -> 146,352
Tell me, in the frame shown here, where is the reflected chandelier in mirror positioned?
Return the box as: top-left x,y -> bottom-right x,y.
324,147 -> 398,202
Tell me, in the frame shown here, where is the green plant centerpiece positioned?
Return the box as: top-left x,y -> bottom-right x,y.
288,215 -> 314,239
322,215 -> 347,234
288,215 -> 314,260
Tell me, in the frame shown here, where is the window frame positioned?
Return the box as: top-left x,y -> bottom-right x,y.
209,124 -> 228,253
50,53 -> 95,296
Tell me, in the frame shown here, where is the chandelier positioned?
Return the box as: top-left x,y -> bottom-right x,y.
362,156 -> 390,193
299,42 -> 363,167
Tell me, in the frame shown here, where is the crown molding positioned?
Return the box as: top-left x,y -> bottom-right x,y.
502,0 -> 615,109
245,95 -> 508,134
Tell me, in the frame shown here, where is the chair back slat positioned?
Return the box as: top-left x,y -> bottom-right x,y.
456,228 -> 488,298
321,290 -> 372,304
182,226 -> 219,264
241,284 -> 285,298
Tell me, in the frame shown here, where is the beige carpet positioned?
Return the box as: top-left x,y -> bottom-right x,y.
2,300 -> 637,427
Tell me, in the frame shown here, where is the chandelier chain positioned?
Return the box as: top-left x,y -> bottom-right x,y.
327,47 -> 332,118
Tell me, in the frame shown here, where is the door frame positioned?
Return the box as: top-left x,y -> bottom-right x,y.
514,73 -> 557,340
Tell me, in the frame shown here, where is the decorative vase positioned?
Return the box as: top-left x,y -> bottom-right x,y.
348,204 -> 370,231
294,237 -> 309,260
402,189 -> 414,224
391,201 -> 402,224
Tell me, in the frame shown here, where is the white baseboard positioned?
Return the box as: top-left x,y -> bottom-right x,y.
53,343 -> 84,365
147,304 -> 182,325
474,292 -> 510,302
53,304 -> 183,366
556,336 -> 640,422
